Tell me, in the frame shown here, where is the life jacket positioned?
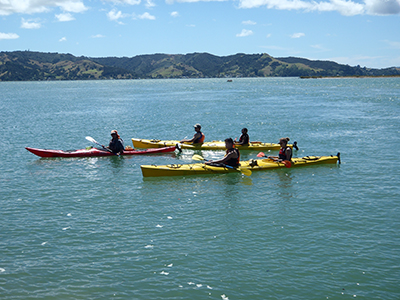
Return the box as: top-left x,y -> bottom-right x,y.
109,138 -> 124,154
193,132 -> 205,144
279,146 -> 292,160
224,148 -> 240,167
239,133 -> 249,145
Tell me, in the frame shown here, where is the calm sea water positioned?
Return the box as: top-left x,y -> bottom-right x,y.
1,78 -> 399,299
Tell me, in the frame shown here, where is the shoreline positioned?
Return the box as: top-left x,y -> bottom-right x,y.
300,75 -> 400,79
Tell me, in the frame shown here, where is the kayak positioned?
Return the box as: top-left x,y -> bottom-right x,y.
132,138 -> 298,151
26,145 -> 178,158
141,153 -> 340,177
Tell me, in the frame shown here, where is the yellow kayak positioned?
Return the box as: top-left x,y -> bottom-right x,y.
132,138 -> 298,151
141,153 -> 340,177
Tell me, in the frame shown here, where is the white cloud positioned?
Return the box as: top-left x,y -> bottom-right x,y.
102,0 -> 140,4
107,9 -> 129,23
91,34 -> 105,38
21,18 -> 41,29
266,33 -> 272,38
311,44 -> 330,51
0,0 -> 87,16
242,20 -> 256,25
59,37 -> 67,42
384,40 -> 400,49
55,13 -> 75,22
290,32 -> 305,38
166,0 -> 226,4
108,9 -> 123,21
236,29 -> 254,37
238,0 -> 367,16
171,11 -> 179,17
145,0 -> 156,8
137,12 -> 155,19
57,0 -> 87,13
0,32 -> 19,40
365,0 -> 400,15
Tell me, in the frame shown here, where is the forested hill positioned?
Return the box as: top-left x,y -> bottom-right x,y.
1,51 -> 399,81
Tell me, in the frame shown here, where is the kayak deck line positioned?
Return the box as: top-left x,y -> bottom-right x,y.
141,153 -> 340,177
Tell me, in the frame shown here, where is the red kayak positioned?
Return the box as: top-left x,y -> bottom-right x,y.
26,146 -> 178,158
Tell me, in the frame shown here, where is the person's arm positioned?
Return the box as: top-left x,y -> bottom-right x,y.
205,151 -> 238,165
285,147 -> 292,161
180,132 -> 200,143
234,136 -> 244,145
268,148 -> 291,162
116,140 -> 124,155
234,134 -> 249,145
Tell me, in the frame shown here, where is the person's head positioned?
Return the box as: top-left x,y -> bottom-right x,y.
279,137 -> 290,147
241,128 -> 248,134
194,123 -> 201,131
111,130 -> 120,139
225,138 -> 234,149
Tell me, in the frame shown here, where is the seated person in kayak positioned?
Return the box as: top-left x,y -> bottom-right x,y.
234,128 -> 249,146
180,123 -> 205,144
105,130 -> 124,155
205,138 -> 240,167
268,137 -> 292,162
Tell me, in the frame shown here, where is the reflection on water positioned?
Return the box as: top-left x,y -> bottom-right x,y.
109,156 -> 125,169
241,176 -> 253,186
276,170 -> 295,201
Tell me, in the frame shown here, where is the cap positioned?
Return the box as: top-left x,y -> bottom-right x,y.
111,130 -> 118,135
194,123 -> 201,129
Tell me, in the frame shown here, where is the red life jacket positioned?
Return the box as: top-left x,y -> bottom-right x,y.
279,147 -> 292,160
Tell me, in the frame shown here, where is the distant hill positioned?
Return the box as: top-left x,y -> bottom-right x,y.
1,51 -> 399,81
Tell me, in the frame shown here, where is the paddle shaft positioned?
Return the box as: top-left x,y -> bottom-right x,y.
192,155 -> 251,176
86,136 -> 118,155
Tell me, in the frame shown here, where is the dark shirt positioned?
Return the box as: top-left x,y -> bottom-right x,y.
109,138 -> 124,154
238,133 -> 249,145
224,148 -> 240,167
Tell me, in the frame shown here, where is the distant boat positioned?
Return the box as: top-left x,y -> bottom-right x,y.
227,79 -> 233,82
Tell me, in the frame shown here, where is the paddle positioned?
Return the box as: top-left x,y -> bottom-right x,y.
192,154 -> 252,176
256,152 -> 292,168
85,136 -> 118,155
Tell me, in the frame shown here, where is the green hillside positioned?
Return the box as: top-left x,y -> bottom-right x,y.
1,51 -> 399,81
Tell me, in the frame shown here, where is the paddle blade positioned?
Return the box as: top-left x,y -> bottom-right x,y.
239,167 -> 252,176
257,152 -> 265,157
192,154 -> 205,161
283,160 -> 292,168
85,136 -> 96,143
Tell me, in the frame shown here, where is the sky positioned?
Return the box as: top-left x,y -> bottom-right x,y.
1,0 -> 399,68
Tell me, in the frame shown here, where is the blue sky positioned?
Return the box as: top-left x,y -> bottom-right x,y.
1,0 -> 399,68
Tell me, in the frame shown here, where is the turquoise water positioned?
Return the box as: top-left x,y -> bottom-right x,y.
1,78 -> 399,299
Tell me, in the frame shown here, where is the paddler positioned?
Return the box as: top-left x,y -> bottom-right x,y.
180,123 -> 205,144
105,130 -> 124,155
205,138 -> 240,167
234,128 -> 249,146
268,137 -> 292,162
